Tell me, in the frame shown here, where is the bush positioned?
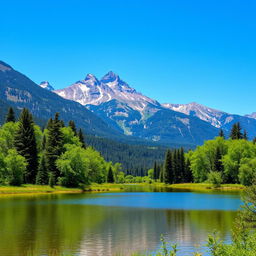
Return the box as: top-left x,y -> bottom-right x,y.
207,171 -> 223,188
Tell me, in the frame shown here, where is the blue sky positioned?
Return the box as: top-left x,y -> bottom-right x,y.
1,0 -> 256,115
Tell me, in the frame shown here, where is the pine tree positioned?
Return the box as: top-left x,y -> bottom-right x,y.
45,113 -> 64,180
5,107 -> 16,123
68,120 -> 77,136
243,130 -> 248,140
78,128 -> 86,148
14,109 -> 38,183
253,137 -> 256,144
230,122 -> 243,140
107,166 -> 115,183
153,161 -> 158,181
36,154 -> 48,185
48,172 -> 55,188
219,129 -> 225,138
163,150 -> 173,184
214,146 -> 223,172
184,158 -> 193,182
179,148 -> 185,183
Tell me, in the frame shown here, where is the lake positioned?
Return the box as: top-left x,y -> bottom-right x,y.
0,185 -> 242,256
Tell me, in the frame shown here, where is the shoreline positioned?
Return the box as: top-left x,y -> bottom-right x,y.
0,183 -> 245,196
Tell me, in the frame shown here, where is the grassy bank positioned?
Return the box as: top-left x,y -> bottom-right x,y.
153,182 -> 245,191
0,182 -> 244,196
0,183 -> 125,196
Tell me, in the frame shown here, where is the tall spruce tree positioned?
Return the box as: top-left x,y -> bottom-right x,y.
78,128 -> 86,148
184,158 -> 193,182
68,120 -> 77,136
219,129 -> 225,138
45,113 -> 64,180
243,130 -> 248,140
107,166 -> 115,183
5,107 -> 15,123
163,150 -> 173,184
14,108 -> 38,183
179,148 -> 185,183
230,122 -> 243,140
214,146 -> 223,173
36,154 -> 48,185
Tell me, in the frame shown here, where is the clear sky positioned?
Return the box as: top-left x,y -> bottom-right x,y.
1,0 -> 256,115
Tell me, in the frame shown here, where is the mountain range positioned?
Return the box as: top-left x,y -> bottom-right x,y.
1,60 -> 255,149
51,71 -> 256,145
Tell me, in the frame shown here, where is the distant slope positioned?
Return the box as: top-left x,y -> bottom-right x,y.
54,71 -> 219,146
0,61 -> 124,138
163,102 -> 256,139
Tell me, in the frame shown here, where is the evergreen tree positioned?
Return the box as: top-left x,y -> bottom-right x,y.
36,154 -> 48,185
253,137 -> 256,144
153,161 -> 158,181
45,113 -> 64,180
5,107 -> 15,123
243,130 -> 248,140
107,166 -> 115,183
14,108 -> 38,183
163,150 -> 173,184
68,120 -> 77,136
42,135 -> 46,150
184,158 -> 193,182
78,128 -> 86,148
219,129 -> 225,138
179,148 -> 186,182
214,146 -> 223,172
48,172 -> 55,188
230,122 -> 243,140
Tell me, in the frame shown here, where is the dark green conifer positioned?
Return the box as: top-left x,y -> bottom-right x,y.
107,166 -> 115,183
48,172 -> 55,188
184,158 -> 193,182
243,130 -> 248,140
219,129 -> 225,138
68,120 -> 77,136
14,108 -> 38,183
163,150 -> 173,184
45,113 -> 64,180
78,128 -> 86,148
214,146 -> 223,172
36,154 -> 48,185
230,122 -> 243,140
5,107 -> 15,123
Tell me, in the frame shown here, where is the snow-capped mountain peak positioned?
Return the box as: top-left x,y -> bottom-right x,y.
39,81 -> 54,91
162,102 -> 226,128
54,72 -> 160,113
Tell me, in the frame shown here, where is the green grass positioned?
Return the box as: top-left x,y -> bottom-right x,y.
0,183 -> 125,196
153,182 -> 245,191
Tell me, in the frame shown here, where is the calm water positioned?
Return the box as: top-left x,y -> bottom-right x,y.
0,185 -> 242,256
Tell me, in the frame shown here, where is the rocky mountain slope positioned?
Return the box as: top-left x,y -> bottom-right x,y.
54,72 -> 219,145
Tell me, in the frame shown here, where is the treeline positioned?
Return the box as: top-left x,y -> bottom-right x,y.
86,136 -> 166,176
0,107 -> 123,187
159,122 -> 256,186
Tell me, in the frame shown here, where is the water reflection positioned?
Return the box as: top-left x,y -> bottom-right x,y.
0,189 -> 241,256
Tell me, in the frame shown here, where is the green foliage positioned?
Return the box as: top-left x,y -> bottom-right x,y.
14,108 -> 38,183
78,128 -> 86,148
147,169 -> 154,179
61,126 -> 81,146
5,149 -> 27,186
56,145 -> 90,187
0,122 -> 19,155
188,136 -> 256,185
207,171 -> 223,188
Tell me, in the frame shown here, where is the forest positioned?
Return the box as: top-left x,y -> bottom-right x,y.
0,107 -> 125,187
